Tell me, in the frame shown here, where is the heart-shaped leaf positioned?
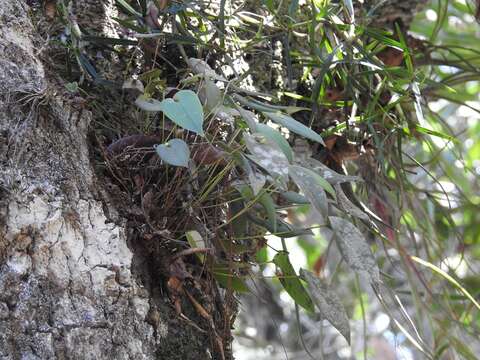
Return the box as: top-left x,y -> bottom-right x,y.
264,112 -> 325,145
301,269 -> 351,344
159,90 -> 204,135
273,252 -> 315,313
329,216 -> 380,284
155,139 -> 190,167
136,91 -> 204,135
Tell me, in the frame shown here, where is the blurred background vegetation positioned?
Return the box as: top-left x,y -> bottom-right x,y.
233,1 -> 480,359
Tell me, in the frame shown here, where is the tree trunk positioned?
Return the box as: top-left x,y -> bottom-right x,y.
0,1 -> 225,359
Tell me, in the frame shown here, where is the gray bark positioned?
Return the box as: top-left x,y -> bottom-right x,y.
0,1 -> 222,359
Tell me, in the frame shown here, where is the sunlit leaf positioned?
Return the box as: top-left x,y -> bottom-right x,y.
158,90 -> 204,135
273,252 -> 315,313
411,256 -> 480,311
136,91 -> 204,135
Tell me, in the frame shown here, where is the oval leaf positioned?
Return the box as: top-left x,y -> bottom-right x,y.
329,216 -> 380,284
273,252 -> 315,313
159,90 -> 204,135
198,79 -> 222,111
301,269 -> 351,344
155,139 -> 190,167
264,112 -> 325,145
289,165 -> 331,218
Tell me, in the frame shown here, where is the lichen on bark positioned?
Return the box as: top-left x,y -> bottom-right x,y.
0,0 -> 225,359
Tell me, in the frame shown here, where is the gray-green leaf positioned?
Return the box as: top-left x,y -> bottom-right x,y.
264,112 -> 325,145
301,269 -> 351,344
302,158 -> 362,185
329,216 -> 380,284
244,133 -> 289,187
155,139 -> 190,167
256,124 -> 294,163
136,91 -> 204,135
289,165 -> 332,218
334,184 -> 369,221
158,90 -> 204,135
199,79 -> 222,112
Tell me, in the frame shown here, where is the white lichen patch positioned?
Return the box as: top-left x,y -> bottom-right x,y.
6,194 -> 132,293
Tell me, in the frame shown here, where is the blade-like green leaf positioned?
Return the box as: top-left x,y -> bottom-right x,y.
255,124 -> 294,163
185,231 -> 206,262
273,252 -> 315,313
213,264 -> 250,293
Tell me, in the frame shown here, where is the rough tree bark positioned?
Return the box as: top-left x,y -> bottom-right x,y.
0,0 -> 426,359
0,1 -> 224,359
